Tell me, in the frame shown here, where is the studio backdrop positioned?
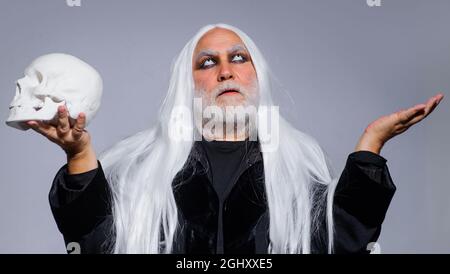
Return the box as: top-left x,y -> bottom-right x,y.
0,0 -> 449,253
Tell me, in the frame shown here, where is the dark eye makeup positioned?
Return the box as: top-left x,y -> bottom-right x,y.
197,53 -> 249,69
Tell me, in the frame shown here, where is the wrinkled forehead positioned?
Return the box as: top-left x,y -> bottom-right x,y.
193,28 -> 250,59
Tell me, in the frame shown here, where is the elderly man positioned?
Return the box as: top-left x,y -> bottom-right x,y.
28,24 -> 443,254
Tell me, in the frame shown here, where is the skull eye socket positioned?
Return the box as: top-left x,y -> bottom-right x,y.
35,71 -> 43,84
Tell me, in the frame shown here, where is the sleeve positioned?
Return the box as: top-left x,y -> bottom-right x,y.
332,150 -> 396,254
48,160 -> 114,254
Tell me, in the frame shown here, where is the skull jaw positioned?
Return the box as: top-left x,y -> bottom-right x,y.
5,100 -> 66,131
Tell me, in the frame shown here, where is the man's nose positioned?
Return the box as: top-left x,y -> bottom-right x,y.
217,64 -> 234,82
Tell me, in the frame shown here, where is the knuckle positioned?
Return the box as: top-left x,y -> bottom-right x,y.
57,130 -> 68,138
72,126 -> 83,133
58,124 -> 70,133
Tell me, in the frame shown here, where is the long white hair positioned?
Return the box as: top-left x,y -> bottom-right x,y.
99,23 -> 338,254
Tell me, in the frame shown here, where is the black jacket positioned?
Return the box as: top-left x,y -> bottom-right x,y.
48,141 -> 396,254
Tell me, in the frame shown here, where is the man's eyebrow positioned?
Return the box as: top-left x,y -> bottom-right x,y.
195,49 -> 219,60
194,44 -> 248,60
227,44 -> 247,54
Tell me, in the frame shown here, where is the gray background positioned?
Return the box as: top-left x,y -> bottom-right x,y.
0,0 -> 449,253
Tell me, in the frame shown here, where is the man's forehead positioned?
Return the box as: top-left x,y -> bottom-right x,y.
198,27 -> 241,44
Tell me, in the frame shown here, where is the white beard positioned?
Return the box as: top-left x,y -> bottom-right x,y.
193,79 -> 259,141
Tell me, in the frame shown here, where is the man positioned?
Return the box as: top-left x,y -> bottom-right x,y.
28,24 -> 444,254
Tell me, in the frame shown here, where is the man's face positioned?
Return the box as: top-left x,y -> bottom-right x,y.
192,28 -> 258,109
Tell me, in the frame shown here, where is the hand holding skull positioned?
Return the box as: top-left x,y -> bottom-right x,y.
6,53 -> 102,173
27,105 -> 90,157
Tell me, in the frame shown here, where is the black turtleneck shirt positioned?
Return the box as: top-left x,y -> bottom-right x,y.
200,139 -> 255,200
199,139 -> 258,253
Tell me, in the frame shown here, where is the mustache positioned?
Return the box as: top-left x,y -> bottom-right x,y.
209,81 -> 248,99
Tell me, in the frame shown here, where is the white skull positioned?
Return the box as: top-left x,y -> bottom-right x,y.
5,53 -> 103,130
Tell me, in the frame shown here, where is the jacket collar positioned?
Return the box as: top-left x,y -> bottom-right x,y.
189,138 -> 263,173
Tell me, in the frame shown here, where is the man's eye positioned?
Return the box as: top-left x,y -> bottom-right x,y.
232,54 -> 246,62
200,58 -> 215,68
